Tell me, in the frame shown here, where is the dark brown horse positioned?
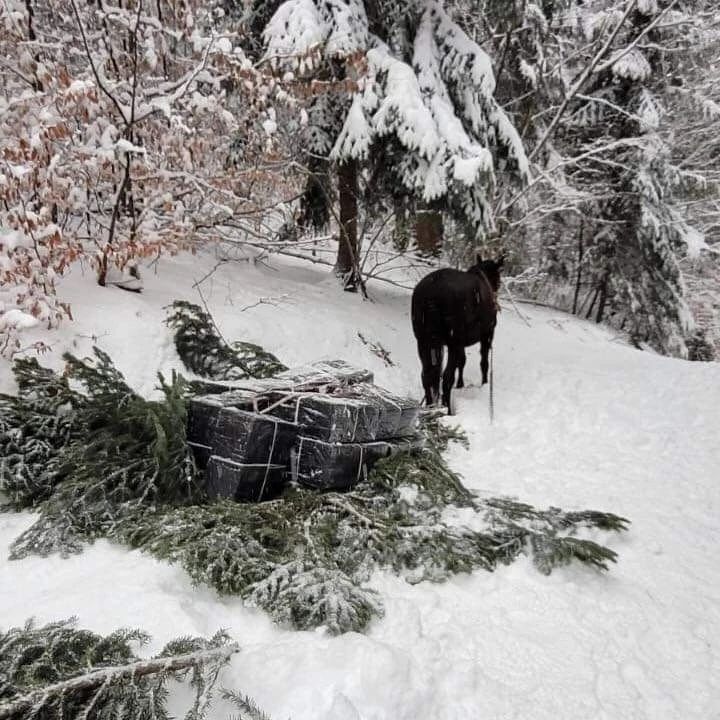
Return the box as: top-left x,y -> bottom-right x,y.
411,255 -> 503,414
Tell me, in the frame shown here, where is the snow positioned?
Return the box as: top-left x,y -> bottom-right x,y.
115,138 -> 146,155
685,226 -> 709,258
611,48 -> 653,82
0,309 -> 39,330
2,249 -> 720,719
519,58 -> 538,88
215,37 -> 232,55
453,154 -> 491,185
331,95 -> 372,160
0,227 -> 30,251
263,0 -> 326,70
638,0 -> 659,14
368,44 -> 441,161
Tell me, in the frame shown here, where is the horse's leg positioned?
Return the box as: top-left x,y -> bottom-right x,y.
442,345 -> 461,414
480,328 -> 494,385
419,342 -> 443,406
456,346 -> 467,388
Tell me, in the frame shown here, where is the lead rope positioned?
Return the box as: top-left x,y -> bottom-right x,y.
489,345 -> 494,424
476,269 -> 497,424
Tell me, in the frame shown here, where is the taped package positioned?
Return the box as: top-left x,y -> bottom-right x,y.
205,457 -> 286,502
292,436 -> 424,491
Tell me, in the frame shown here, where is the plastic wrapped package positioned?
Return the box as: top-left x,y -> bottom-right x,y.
205,456 -> 286,502
273,359 -> 374,389
186,359 -> 422,500
187,391 -> 258,468
252,391 -> 380,443
339,383 -> 421,439
292,436 -> 424,491
209,407 -> 298,467
196,360 -> 374,397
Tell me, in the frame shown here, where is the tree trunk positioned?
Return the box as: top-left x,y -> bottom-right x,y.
415,209 -> 443,256
336,158 -> 360,292
572,219 -> 585,315
595,276 -> 609,323
585,287 -> 599,320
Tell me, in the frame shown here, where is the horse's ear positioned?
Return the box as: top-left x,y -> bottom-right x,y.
497,254 -> 505,269
476,253 -> 483,265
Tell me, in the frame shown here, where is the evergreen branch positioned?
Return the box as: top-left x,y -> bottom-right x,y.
593,0 -> 682,76
221,689 -> 273,720
528,0 -> 640,163
164,300 -> 286,381
0,618 -> 245,720
0,330 -> 630,635
0,643 -> 239,720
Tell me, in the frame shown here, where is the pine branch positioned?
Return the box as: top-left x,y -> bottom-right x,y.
221,689 -> 273,720
1,346 -> 630,636
0,619 -> 243,720
529,0 -> 640,163
0,644 -> 239,720
164,300 -> 287,381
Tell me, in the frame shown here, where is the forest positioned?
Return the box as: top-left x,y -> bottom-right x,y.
1,0 -> 718,360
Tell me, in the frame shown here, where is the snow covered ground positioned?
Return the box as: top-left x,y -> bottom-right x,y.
2,248 -> 719,719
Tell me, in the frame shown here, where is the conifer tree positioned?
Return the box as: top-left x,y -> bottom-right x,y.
559,2 -> 708,354
261,0 -> 529,285
488,0 -> 719,357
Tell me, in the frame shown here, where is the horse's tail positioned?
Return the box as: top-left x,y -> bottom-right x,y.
411,292 -> 445,346
410,290 -> 425,340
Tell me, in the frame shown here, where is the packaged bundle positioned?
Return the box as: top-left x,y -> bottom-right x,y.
187,391 -> 257,468
256,391 -> 380,443
292,436 -> 423,491
209,407 -> 298,467
205,457 -> 286,502
273,359 -> 374,389
339,383 -> 421,439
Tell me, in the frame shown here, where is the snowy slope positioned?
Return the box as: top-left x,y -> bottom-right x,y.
2,249 -> 719,720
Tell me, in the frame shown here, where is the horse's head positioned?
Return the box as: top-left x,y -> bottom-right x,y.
469,254 -> 504,292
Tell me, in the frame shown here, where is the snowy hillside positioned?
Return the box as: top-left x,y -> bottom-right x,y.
2,250 -> 719,719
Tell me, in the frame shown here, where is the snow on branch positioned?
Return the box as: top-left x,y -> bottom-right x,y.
0,0 -> 292,355
263,0 -> 368,71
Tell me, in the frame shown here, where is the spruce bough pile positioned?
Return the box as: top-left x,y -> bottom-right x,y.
0,302 -> 630,634
0,618 -> 271,720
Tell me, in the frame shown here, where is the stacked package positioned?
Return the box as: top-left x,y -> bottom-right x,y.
186,360 -> 422,501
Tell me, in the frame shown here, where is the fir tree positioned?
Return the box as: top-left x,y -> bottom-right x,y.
497,0 -> 719,356
164,301 -> 287,383
260,0 -> 529,281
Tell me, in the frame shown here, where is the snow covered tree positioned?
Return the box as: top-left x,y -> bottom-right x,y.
490,0 -> 720,357
557,1 -> 717,355
261,0 -> 529,287
661,5 -> 720,357
0,0 -> 280,354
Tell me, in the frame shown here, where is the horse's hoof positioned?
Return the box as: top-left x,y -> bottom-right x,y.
456,381 -> 464,389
